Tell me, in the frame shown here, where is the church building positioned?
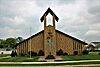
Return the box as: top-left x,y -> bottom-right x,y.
16,8 -> 87,58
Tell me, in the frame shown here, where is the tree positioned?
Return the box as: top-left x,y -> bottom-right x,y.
0,39 -> 3,48
6,38 -> 16,47
0,40 -> 8,48
16,37 -> 23,43
0,39 -> 3,44
0,45 -> 3,48
0,37 -> 23,48
0,39 -> 4,48
95,43 -> 100,50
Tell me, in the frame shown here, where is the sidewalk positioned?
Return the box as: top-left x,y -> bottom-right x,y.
0,60 -> 100,64
39,56 -> 62,61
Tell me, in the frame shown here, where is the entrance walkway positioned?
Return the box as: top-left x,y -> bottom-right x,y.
38,56 -> 62,61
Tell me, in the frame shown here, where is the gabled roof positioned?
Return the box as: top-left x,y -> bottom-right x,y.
15,30 -> 87,47
56,30 -> 87,45
89,43 -> 96,47
15,30 -> 44,47
40,8 -> 59,22
91,42 -> 100,44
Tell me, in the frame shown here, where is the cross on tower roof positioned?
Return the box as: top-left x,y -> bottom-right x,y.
40,8 -> 59,22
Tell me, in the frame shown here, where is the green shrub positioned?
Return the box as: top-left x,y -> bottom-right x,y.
10,51 -> 17,57
45,55 -> 55,59
63,52 -> 68,55
74,51 -> 78,55
38,50 -> 44,56
98,53 -> 100,55
56,49 -> 64,55
90,50 -> 100,52
14,51 -> 17,56
28,51 -> 37,56
20,53 -> 26,56
1,52 -> 3,54
82,50 -> 89,55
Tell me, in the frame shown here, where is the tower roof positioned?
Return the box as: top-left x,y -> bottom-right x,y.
40,8 -> 59,22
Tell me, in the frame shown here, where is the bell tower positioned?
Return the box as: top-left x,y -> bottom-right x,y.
40,8 -> 59,57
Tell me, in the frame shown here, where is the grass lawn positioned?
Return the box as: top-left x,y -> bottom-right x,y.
61,53 -> 100,61
0,54 -> 10,57
0,56 -> 39,62
0,53 -> 100,66
0,51 -> 100,62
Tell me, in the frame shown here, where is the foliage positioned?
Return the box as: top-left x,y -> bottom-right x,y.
56,49 -> 64,56
98,53 -> 100,55
95,43 -> 100,50
0,40 -> 8,48
10,51 -> 17,57
89,50 -> 100,52
6,38 -> 16,47
0,37 -> 23,48
1,52 -> 3,54
20,53 -> 26,56
45,55 -> 55,59
82,50 -> 89,55
38,50 -> 44,56
0,39 -> 4,48
63,52 -> 68,55
16,37 -> 23,43
28,51 -> 37,56
0,45 -> 3,48
74,51 -> 78,55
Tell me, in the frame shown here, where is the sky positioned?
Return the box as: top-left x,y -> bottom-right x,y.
0,0 -> 100,42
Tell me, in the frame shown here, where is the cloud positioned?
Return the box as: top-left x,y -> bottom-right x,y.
0,0 -> 100,42
84,30 -> 100,42
0,16 -> 25,28
88,6 -> 100,15
0,0 -> 42,17
85,30 -> 100,36
0,0 -> 43,39
58,0 -> 76,4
